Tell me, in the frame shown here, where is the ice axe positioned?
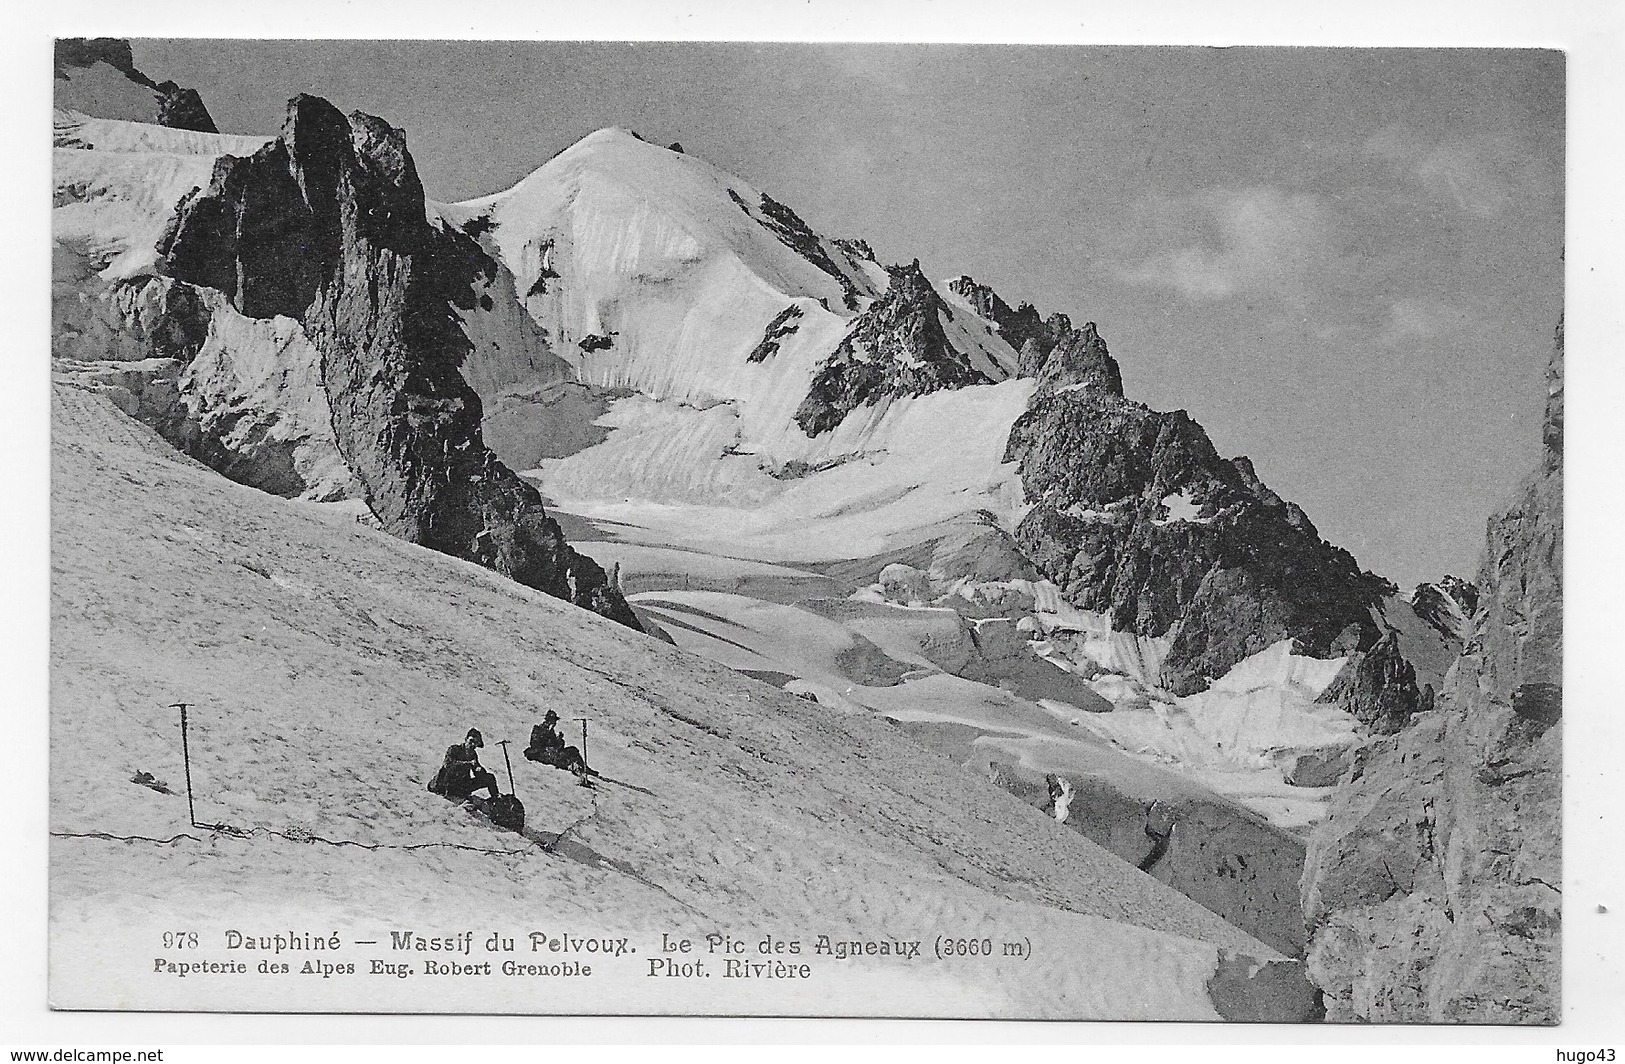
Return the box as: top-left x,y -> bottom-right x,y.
574,717 -> 591,787
495,739 -> 517,796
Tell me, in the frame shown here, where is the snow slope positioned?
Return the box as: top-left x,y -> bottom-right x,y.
53,111 -> 271,280
458,130 -> 872,444
539,378 -> 1036,559
52,382 -> 1314,1019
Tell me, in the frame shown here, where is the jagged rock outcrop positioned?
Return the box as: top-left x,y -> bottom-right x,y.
1004,324 -> 1392,694
946,275 -> 1071,371
1409,576 -> 1480,643
156,93 -> 640,629
1300,318 -> 1562,1024
945,274 -> 1014,326
1316,630 -> 1428,735
746,304 -> 804,363
754,193 -> 860,310
155,82 -> 218,133
832,237 -> 876,264
795,261 -> 997,436
1544,317 -> 1564,469
1032,321 -> 1123,396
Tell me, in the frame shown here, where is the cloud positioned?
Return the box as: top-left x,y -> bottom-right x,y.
1305,297 -> 1480,355
1363,125 -> 1559,220
1117,187 -> 1335,303
1375,297 -> 1474,347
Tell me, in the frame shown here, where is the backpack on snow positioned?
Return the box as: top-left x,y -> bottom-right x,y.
481,793 -> 526,833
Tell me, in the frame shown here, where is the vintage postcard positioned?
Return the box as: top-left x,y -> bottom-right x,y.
48,38 -> 1563,1022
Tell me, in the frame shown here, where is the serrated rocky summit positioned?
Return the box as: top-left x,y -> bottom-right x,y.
946,274 -> 1072,374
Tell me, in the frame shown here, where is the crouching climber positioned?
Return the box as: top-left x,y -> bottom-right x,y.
428,728 -> 501,800
523,710 -> 588,774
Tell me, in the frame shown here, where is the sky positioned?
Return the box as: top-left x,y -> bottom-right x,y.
97,40 -> 1562,588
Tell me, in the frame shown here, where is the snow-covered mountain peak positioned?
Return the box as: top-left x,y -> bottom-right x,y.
463,126 -> 883,323
452,127 -> 955,462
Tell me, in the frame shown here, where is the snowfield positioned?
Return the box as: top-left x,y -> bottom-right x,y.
53,111 -> 271,280
538,379 -> 1036,561
51,383 -> 1315,1019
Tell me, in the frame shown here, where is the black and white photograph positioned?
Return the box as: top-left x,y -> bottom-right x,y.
19,4 -> 1618,1043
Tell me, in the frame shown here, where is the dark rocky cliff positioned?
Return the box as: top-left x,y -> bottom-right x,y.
1003,319 -> 1392,695
157,94 -> 640,629
1299,318 -> 1562,1024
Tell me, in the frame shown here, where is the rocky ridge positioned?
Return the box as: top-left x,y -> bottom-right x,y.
998,303 -> 1393,695
795,260 -> 999,436
746,304 -> 804,363
947,274 -> 1073,374
1299,319 -> 1562,1023
755,193 -> 863,310
55,38 -> 219,133
151,94 -> 639,628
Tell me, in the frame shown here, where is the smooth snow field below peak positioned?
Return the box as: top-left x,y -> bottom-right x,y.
535,380 -> 1035,563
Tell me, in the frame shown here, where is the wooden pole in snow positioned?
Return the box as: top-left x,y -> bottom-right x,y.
574,718 -> 590,785
171,703 -> 196,828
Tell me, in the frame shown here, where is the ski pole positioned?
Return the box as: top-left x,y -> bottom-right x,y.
495,739 -> 517,795
171,703 -> 196,828
574,718 -> 590,784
